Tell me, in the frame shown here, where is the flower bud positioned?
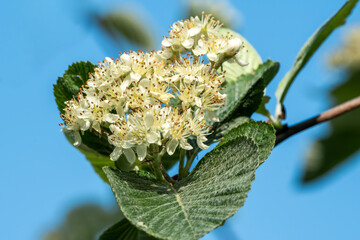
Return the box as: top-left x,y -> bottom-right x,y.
224,38 -> 242,58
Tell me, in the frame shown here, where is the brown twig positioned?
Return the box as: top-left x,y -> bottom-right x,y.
275,96 -> 360,146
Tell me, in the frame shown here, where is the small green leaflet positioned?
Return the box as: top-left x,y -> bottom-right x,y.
275,0 -> 359,117
99,218 -> 157,240
54,61 -> 96,114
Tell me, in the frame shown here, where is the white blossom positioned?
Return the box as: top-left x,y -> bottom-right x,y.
61,13 -> 246,167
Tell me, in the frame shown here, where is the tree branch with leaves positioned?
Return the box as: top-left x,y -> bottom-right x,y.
54,1 -> 359,239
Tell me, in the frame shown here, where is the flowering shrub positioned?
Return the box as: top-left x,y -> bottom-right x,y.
54,1 -> 359,239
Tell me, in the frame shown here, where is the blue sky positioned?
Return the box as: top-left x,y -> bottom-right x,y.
1,0 -> 360,239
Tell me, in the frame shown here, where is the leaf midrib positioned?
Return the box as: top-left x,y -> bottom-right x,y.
169,183 -> 197,239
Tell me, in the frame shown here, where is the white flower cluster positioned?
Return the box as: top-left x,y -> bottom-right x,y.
160,13 -> 245,65
61,13 -> 245,165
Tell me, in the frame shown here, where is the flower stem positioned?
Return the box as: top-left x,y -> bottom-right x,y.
183,149 -> 199,178
178,149 -> 186,180
153,147 -> 167,183
162,166 -> 176,184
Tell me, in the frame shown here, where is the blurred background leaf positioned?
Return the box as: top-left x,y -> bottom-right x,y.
329,25 -> 360,69
93,11 -> 155,51
303,26 -> 360,183
43,203 -> 122,240
183,0 -> 241,29
303,70 -> 360,183
91,0 -> 241,54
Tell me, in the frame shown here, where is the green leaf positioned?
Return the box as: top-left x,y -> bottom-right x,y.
54,61 -> 96,114
94,11 -> 154,50
218,28 -> 263,77
222,121 -> 275,165
275,0 -> 359,114
209,116 -> 250,143
103,122 -> 275,240
99,218 -> 157,240
216,60 -> 280,124
204,61 -> 278,149
303,70 -> 360,182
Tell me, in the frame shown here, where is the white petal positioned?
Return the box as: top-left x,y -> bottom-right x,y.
235,58 -> 249,66
185,108 -> 192,120
120,54 -> 131,66
109,124 -> 118,133
183,75 -> 194,84
162,122 -> 171,133
122,140 -> 134,149
120,65 -> 131,72
161,47 -> 173,59
110,147 -> 123,161
188,26 -> 202,37
195,97 -> 202,108
130,72 -> 141,82
196,84 -> 205,92
73,131 -> 82,147
193,46 -> 207,56
144,112 -> 155,129
104,113 -> 119,123
171,74 -> 180,83
136,144 -> 147,161
197,136 -> 209,150
79,120 -> 90,131
76,109 -> 92,119
180,138 -> 193,150
124,148 -> 136,164
105,57 -> 113,63
147,131 -> 160,144
116,105 -> 125,117
107,134 -> 117,146
120,78 -> 131,92
207,53 -> 218,62
92,121 -> 101,133
162,38 -> 173,47
208,111 -> 219,122
150,91 -> 161,98
139,78 -> 150,89
224,38 -> 242,58
159,93 -> 174,104
200,38 -> 207,47
182,38 -> 194,49
166,138 -> 179,155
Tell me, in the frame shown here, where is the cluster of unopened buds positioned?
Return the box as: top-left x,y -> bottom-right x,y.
61,13 -> 246,166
